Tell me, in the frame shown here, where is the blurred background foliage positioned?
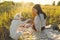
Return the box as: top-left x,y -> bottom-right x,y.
0,1 -> 60,40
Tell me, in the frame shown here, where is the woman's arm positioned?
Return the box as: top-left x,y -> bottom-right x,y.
31,19 -> 37,31
40,14 -> 46,27
34,16 -> 42,31
40,14 -> 46,31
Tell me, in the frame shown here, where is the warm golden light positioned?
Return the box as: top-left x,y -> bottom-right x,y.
0,0 -> 60,5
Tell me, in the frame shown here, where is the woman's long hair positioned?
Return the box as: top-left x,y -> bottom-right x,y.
33,4 -> 46,19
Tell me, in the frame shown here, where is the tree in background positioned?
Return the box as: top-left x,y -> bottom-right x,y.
53,1 -> 55,6
57,1 -> 60,6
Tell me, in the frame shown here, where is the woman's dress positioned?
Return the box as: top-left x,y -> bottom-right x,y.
32,13 -> 46,40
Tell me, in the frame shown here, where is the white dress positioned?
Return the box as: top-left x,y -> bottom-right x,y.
10,15 -> 33,40
33,13 -> 46,40
10,13 -> 25,40
45,28 -> 60,40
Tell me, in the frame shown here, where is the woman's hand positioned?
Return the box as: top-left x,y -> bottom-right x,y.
32,24 -> 37,31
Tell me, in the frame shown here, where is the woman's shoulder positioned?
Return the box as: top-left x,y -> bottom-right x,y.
34,16 -> 40,20
39,13 -> 44,16
34,16 -> 41,24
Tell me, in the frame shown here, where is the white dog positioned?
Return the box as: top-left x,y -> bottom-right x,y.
10,13 -> 25,40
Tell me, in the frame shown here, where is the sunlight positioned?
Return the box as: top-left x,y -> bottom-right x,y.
12,0 -> 54,5
12,0 -> 21,2
12,0 -> 60,5
0,0 -> 60,5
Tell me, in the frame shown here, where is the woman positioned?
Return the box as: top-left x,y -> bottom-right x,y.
32,4 -> 47,40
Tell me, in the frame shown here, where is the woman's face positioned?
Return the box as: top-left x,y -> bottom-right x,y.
32,8 -> 38,19
32,8 -> 37,15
